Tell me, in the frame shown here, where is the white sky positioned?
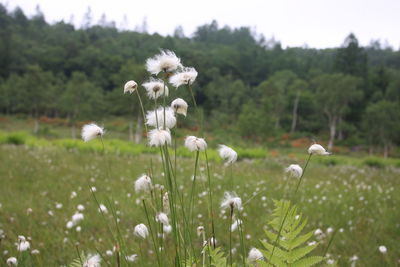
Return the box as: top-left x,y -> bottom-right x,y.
2,0 -> 400,49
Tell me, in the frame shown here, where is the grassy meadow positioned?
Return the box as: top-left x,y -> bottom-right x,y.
0,128 -> 399,266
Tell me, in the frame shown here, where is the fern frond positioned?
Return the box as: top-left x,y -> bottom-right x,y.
257,200 -> 325,267
288,243 -> 318,263
291,256 -> 325,267
209,246 -> 228,267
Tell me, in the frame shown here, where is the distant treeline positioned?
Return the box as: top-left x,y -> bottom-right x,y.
0,4 -> 399,156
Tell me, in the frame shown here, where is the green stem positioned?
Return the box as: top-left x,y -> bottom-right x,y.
135,88 -> 148,136
204,150 -> 216,248
268,154 -> 313,266
229,207 -> 233,267
189,151 -> 200,232
143,199 -> 161,266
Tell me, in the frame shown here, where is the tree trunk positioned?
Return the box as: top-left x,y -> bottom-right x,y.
134,113 -> 142,144
383,141 -> 389,158
338,116 -> 343,141
290,91 -> 300,134
327,115 -> 337,151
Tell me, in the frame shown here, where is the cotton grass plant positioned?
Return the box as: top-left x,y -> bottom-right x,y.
70,49 -> 333,267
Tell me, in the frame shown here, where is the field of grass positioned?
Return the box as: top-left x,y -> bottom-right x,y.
0,140 -> 399,266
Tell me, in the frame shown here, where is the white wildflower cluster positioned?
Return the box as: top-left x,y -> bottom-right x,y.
134,223 -> 149,239
81,123 -> 104,142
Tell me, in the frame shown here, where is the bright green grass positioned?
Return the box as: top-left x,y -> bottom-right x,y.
0,144 -> 399,266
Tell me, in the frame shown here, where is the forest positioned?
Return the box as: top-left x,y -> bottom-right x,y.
0,4 -> 399,156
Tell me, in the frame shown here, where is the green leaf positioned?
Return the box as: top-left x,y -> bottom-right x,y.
288,244 -> 319,262
292,256 -> 325,267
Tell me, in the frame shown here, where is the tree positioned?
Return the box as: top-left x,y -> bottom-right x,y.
258,70 -> 297,130
288,79 -> 308,133
313,73 -> 362,150
59,71 -> 103,138
363,101 -> 400,157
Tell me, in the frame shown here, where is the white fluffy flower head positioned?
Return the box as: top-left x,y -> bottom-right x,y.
221,192 -> 242,211
285,164 -> 303,179
248,248 -> 263,262
171,98 -> 188,117
16,239 -> 30,252
146,49 -> 181,75
124,80 -> 138,94
72,212 -> 84,224
156,212 -> 169,225
169,67 -> 198,88
378,245 -> 387,254
81,123 -> 104,142
148,128 -> 171,147
134,223 -> 149,239
6,257 -> 17,266
142,78 -> 168,99
184,136 -> 207,152
134,174 -> 153,193
218,145 -> 237,165
146,107 -> 176,129
308,144 -> 330,155
83,254 -> 101,267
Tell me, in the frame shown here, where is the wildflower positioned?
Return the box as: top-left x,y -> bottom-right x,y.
220,192 -> 242,211
72,212 -> 84,224
218,145 -> 237,165
308,144 -> 330,155
6,257 -> 17,266
314,228 -> 323,236
148,128 -> 171,147
77,204 -> 85,211
156,212 -> 169,225
134,224 -> 149,239
169,67 -> 198,87
66,221 -> 74,229
55,203 -> 63,209
81,123 -> 104,142
106,250 -> 113,256
142,78 -> 169,99
16,236 -> 30,252
126,254 -> 138,262
146,107 -> 176,129
184,136 -> 207,152
327,227 -> 334,234
163,192 -> 170,214
124,80 -> 138,94
378,245 -> 387,254
285,164 -> 303,179
83,254 -> 101,267
197,226 -> 205,237
98,204 -> 108,214
230,219 -> 243,232
248,248 -> 263,262
134,175 -> 153,193
163,225 -> 172,234
31,249 -> 40,254
171,98 -> 188,116
146,49 -> 181,75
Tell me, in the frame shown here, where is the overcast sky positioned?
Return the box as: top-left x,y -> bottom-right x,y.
2,0 -> 400,49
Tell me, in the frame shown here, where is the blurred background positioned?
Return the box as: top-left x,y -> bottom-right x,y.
0,0 -> 399,157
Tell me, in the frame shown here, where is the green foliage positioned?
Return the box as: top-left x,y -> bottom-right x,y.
258,200 -> 325,267
362,157 -> 385,168
208,246 -> 230,267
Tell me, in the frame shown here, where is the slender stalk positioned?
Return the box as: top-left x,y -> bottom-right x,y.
189,151 -> 200,231
143,199 -> 161,266
204,150 -> 216,248
323,230 -> 337,256
135,89 -> 148,135
237,210 -> 246,267
268,154 -> 313,266
229,206 -> 233,267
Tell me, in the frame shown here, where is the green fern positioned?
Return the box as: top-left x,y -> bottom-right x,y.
68,252 -> 87,267
257,200 -> 325,267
